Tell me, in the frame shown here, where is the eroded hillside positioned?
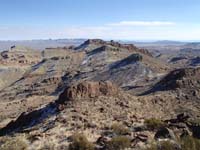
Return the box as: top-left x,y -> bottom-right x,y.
0,40 -> 200,150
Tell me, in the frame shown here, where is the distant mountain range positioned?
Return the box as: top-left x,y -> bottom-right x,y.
1,39 -> 200,52
0,39 -> 85,51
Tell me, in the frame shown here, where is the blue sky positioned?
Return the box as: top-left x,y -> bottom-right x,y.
0,0 -> 200,40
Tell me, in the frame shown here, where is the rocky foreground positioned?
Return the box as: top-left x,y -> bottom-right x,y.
0,39 -> 200,150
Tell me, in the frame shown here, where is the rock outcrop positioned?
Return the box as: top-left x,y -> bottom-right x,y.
57,81 -> 119,104
76,39 -> 153,57
190,56 -> 200,66
148,67 -> 200,92
111,53 -> 143,69
0,104 -> 56,135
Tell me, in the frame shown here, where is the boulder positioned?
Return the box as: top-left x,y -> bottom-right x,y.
96,136 -> 110,147
187,124 -> 200,139
155,127 -> 176,141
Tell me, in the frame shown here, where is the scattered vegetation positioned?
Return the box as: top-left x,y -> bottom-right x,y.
0,136 -> 28,150
107,136 -> 131,150
159,141 -> 177,150
181,136 -> 200,150
146,141 -> 177,150
111,123 -> 130,135
144,118 -> 165,130
188,119 -> 200,125
69,133 -> 95,150
145,142 -> 157,150
38,141 -> 56,150
146,136 -> 200,150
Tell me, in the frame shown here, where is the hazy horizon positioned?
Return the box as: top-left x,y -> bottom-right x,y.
0,39 -> 199,43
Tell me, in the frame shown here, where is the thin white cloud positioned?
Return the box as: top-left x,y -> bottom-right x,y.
62,25 -> 200,41
107,21 -> 176,27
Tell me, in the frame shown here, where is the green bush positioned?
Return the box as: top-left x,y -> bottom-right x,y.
144,118 -> 165,130
0,136 -> 28,150
69,133 -> 94,150
107,136 -> 131,150
111,123 -> 130,135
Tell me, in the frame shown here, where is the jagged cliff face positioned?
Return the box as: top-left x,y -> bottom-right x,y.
57,81 -> 119,104
143,67 -> 200,102
156,67 -> 200,90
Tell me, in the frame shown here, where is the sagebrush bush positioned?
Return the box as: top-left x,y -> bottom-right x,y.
145,143 -> 157,150
38,142 -> 55,150
188,119 -> 200,125
146,136 -> 200,150
159,141 -> 176,150
107,136 -> 131,150
0,136 -> 28,150
181,136 -> 200,150
146,141 -> 176,150
69,133 -> 94,150
144,118 -> 165,130
111,123 -> 130,135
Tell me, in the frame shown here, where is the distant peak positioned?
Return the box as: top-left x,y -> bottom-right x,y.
84,39 -> 106,45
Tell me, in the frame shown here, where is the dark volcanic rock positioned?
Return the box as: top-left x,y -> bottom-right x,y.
190,56 -> 200,66
187,120 -> 200,139
170,56 -> 187,63
0,111 -> 41,135
144,67 -> 200,95
111,53 -> 143,69
0,104 -> 56,135
87,45 -> 120,56
167,113 -> 190,124
84,39 -> 106,45
157,67 -> 200,90
155,127 -> 176,140
76,39 -> 153,57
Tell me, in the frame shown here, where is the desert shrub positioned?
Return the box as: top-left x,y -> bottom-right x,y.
188,119 -> 200,125
145,143 -> 157,150
146,141 -> 176,150
146,136 -> 200,150
107,136 -> 131,150
38,141 -> 55,150
56,144 -> 69,150
0,136 -> 28,150
111,123 -> 130,135
144,118 -> 165,130
69,133 -> 94,150
158,141 -> 176,150
181,136 -> 200,150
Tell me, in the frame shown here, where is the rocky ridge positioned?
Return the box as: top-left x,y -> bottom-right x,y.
0,39 -> 200,150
